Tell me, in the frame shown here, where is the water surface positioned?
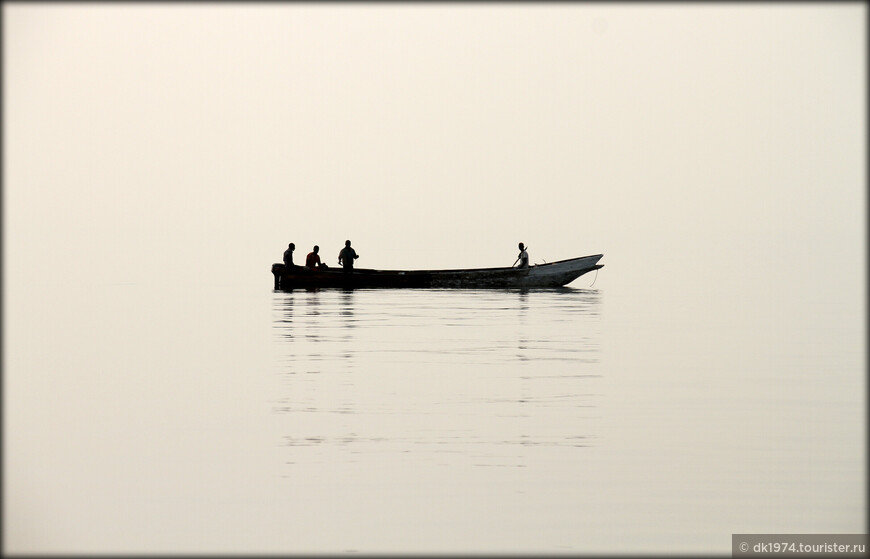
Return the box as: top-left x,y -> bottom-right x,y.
5,278 -> 863,554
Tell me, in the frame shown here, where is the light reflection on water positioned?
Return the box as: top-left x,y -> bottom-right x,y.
270,288 -> 602,469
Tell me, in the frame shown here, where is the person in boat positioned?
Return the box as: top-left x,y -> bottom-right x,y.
305,245 -> 328,270
515,242 -> 529,268
338,240 -> 359,272
283,243 -> 299,269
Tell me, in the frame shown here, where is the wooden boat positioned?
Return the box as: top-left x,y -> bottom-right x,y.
271,254 -> 603,290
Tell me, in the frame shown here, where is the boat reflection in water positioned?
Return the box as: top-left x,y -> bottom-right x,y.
270,287 -> 603,473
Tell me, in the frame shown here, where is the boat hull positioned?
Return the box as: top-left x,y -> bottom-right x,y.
271,254 -> 603,290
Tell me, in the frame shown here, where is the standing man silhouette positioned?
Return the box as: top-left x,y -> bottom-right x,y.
338,240 -> 359,272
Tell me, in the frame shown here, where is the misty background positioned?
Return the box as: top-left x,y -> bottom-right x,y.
5,3 -> 863,288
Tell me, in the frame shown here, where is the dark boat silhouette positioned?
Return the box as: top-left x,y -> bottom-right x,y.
272,254 -> 603,290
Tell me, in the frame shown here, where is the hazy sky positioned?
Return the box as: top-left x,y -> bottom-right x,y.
4,2 -> 865,287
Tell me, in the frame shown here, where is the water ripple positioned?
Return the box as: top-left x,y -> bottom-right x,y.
271,288 -> 603,468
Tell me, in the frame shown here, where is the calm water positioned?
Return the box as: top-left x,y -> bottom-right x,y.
4,267 -> 865,554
